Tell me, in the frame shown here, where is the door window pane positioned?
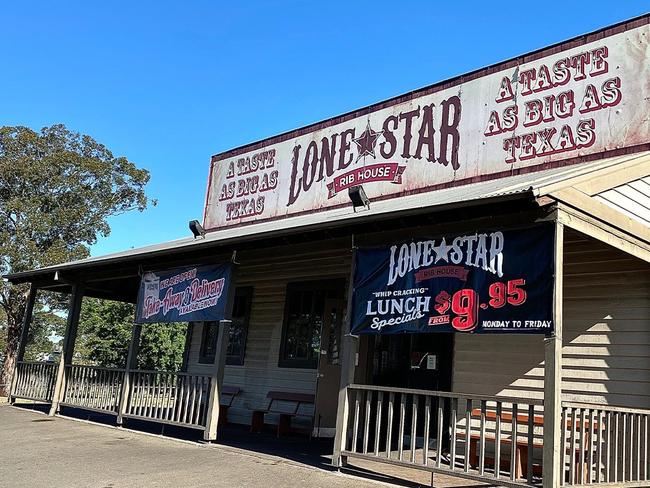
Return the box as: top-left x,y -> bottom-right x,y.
226,287 -> 253,365
326,304 -> 341,365
199,321 -> 218,364
279,281 -> 344,369
198,287 -> 253,365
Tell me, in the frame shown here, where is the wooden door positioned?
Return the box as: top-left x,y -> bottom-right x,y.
313,298 -> 345,437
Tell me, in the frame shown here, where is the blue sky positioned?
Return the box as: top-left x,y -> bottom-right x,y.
2,1 -> 647,256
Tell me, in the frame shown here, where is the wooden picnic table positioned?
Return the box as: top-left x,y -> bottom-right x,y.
467,408 -> 543,478
468,408 -> 597,480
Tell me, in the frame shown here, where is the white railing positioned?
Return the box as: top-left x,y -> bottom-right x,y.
561,402 -> 650,486
337,384 -> 544,488
11,361 -> 57,402
123,370 -> 212,430
61,365 -> 124,414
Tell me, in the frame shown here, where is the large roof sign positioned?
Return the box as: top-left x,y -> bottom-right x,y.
205,20 -> 649,231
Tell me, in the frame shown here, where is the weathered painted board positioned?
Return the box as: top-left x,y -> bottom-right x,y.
205,22 -> 650,231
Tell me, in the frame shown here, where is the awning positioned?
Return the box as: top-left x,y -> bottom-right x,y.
5,151 -> 650,300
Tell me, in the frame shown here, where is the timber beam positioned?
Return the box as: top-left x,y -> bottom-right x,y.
555,203 -> 650,264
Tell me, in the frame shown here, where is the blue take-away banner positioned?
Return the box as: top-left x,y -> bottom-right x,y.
135,263 -> 232,323
351,224 -> 555,335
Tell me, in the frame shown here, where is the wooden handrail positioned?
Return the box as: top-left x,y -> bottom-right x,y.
130,369 -> 210,378
348,384 -> 545,407
16,360 -> 56,365
66,364 -> 126,373
562,401 -> 650,416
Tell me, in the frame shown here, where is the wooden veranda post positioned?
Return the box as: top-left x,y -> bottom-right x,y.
49,284 -> 84,416
332,245 -> 359,468
203,262 -> 236,441
116,323 -> 142,426
203,319 -> 230,441
8,283 -> 38,403
332,328 -> 359,467
542,220 -> 564,488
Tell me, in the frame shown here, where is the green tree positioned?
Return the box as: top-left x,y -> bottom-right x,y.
23,309 -> 65,361
76,298 -> 187,371
138,322 -> 187,372
0,124 -> 154,388
75,298 -> 133,367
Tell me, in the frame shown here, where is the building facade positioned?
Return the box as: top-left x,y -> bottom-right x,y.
7,14 -> 650,488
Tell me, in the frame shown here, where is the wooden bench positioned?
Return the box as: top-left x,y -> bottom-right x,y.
459,432 -> 543,479
218,385 -> 241,427
251,391 -> 315,437
464,408 -> 545,478
464,408 -> 595,480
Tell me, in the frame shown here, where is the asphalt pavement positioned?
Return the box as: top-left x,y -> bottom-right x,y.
0,404 -> 389,488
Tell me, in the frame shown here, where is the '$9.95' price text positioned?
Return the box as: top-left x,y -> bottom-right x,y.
431,279 -> 527,332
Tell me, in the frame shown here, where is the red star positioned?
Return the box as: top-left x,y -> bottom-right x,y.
353,121 -> 383,161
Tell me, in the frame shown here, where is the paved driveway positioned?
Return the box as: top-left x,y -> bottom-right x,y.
0,404 -> 389,488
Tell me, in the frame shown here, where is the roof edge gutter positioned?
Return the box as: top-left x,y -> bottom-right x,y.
4,191 -> 535,284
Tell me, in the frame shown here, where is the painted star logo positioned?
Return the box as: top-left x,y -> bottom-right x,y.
433,237 -> 452,263
353,121 -> 383,161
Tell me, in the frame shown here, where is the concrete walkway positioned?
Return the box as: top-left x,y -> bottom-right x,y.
0,403 -> 489,488
0,404 -> 391,488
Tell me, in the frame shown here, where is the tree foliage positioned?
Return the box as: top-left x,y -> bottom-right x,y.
24,309 -> 65,360
77,298 -> 187,372
138,322 -> 187,372
0,124 -> 154,385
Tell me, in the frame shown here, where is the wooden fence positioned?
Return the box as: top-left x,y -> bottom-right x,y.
12,367 -> 650,488
11,361 -> 57,402
122,370 -> 212,430
10,363 -> 212,431
61,365 -> 124,415
561,402 -> 650,486
338,384 -> 544,488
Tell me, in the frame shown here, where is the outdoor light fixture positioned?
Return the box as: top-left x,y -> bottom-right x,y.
189,219 -> 206,239
348,185 -> 370,212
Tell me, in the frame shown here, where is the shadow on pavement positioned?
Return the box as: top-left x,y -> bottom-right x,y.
12,403 -> 432,488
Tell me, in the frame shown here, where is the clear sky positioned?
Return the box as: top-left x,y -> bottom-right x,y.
1,1 -> 647,257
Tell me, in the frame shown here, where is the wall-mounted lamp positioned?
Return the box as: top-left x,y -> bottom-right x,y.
348,185 -> 370,212
189,219 -> 206,239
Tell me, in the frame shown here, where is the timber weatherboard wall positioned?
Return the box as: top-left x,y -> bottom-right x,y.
452,229 -> 650,410
184,212 -> 543,426
186,242 -> 351,426
187,228 -> 650,428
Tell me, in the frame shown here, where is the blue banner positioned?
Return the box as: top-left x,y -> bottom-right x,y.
351,224 -> 554,335
135,263 -> 232,323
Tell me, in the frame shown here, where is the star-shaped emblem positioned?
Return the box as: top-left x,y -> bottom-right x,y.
433,237 -> 452,263
353,121 -> 383,161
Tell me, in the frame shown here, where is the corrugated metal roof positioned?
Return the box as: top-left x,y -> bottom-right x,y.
6,152 -> 648,282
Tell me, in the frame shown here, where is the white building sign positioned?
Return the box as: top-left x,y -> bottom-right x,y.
204,23 -> 650,231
